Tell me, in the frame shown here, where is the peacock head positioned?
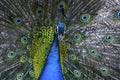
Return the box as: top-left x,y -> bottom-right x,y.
56,21 -> 66,41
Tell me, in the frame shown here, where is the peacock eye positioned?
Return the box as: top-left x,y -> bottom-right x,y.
80,14 -> 91,23
73,33 -> 82,42
104,34 -> 115,44
17,72 -> 24,80
58,1 -> 67,11
20,55 -> 28,63
74,70 -> 81,78
100,67 -> 106,72
59,4 -> 64,10
36,7 -> 44,16
88,49 -> 98,57
100,67 -> 109,76
7,51 -> 16,59
114,11 -> 120,19
117,12 -> 120,17
33,26 -> 39,33
60,4 -> 63,8
82,15 -> 87,21
69,54 -> 76,61
14,17 -> 22,25
106,35 -> 111,40
29,70 -> 34,77
21,36 -> 28,45
91,50 -> 95,54
74,34 -> 79,39
45,18 -> 52,26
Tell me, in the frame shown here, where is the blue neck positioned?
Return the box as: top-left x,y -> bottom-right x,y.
39,34 -> 64,80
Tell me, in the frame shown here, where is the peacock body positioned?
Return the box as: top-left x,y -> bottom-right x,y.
0,0 -> 120,80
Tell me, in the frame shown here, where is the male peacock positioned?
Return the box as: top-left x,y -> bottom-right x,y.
0,0 -> 120,80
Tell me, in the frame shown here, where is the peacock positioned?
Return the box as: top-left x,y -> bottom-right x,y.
0,0 -> 120,80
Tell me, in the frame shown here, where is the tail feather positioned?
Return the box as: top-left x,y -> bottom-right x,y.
0,0 -> 120,80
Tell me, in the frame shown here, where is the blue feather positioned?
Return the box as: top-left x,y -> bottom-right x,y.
39,34 -> 64,80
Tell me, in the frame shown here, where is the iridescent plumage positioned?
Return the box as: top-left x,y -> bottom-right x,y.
0,0 -> 120,80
